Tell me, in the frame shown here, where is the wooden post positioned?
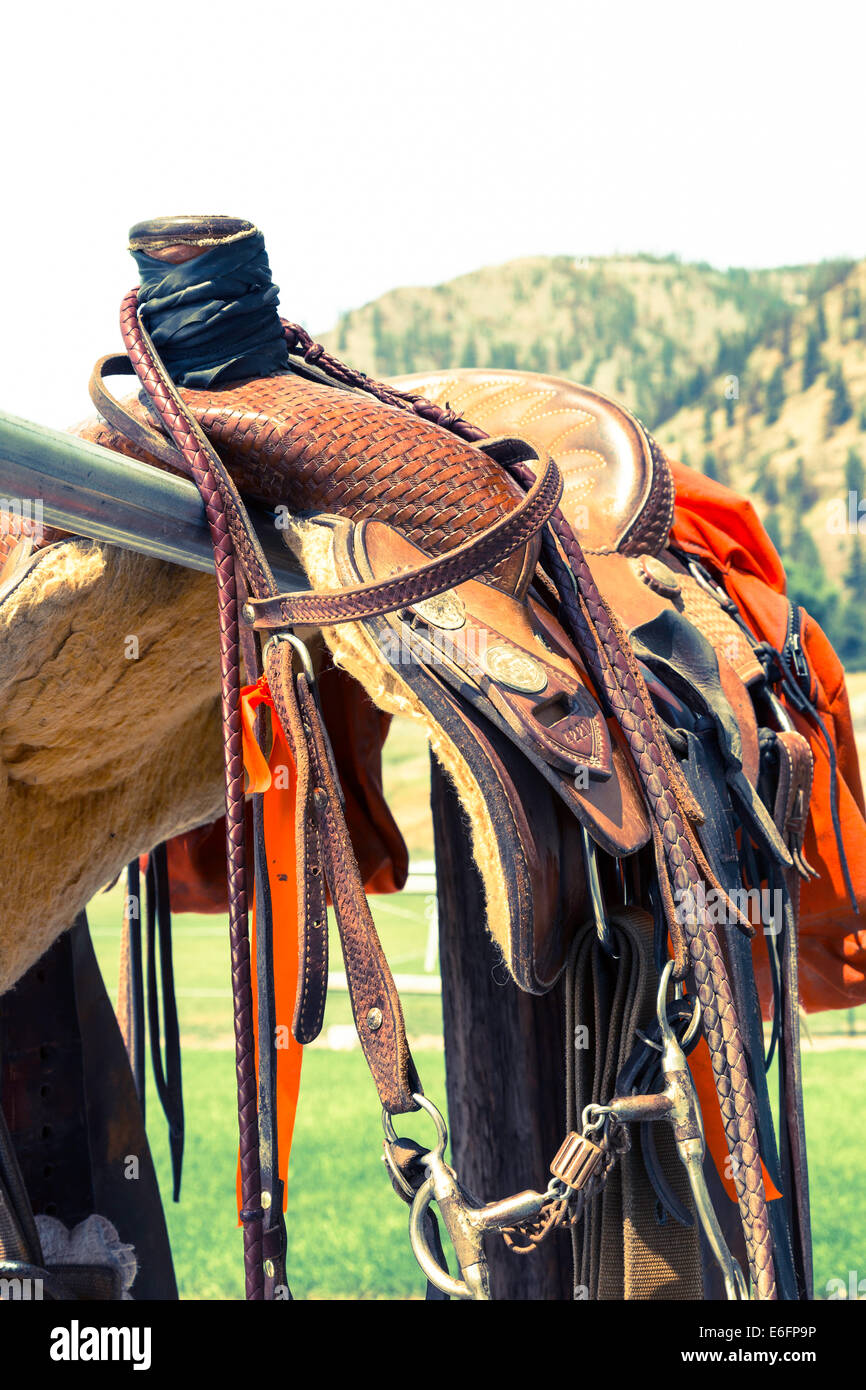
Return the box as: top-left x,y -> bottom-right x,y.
430,759 -> 572,1300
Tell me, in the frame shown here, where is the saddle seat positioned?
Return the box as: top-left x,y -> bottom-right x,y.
390,369 -> 766,783
391,369 -> 675,558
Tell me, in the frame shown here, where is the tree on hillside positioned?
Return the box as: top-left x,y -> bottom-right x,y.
661,339 -> 675,384
703,405 -> 714,443
763,507 -> 784,554
833,600 -> 866,670
725,393 -> 736,427
462,335 -> 479,368
842,287 -> 863,340
784,525 -> 839,634
489,341 -> 518,370
527,339 -> 549,373
702,451 -> 727,483
788,456 -> 820,512
584,355 -> 601,387
845,446 -> 864,497
841,452 -> 866,664
760,464 -> 781,507
814,299 -> 828,343
826,363 -> 853,433
745,379 -> 763,418
371,305 -> 401,374
845,535 -> 865,595
765,364 -> 785,425
779,314 -> 793,366
802,325 -> 823,390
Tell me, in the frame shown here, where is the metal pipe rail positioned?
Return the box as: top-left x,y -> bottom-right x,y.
0,408 -> 305,591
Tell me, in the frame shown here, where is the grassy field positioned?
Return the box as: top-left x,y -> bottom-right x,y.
87,880 -> 865,1301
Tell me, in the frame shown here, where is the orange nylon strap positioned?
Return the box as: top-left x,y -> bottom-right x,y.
687,1036 -> 782,1204
236,678 -> 304,1216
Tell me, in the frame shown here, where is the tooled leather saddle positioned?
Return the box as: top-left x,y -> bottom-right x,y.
7,214 -> 820,1302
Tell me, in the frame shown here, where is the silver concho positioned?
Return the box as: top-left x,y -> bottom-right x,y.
411,592 -> 466,631
637,554 -> 682,599
481,642 -> 549,694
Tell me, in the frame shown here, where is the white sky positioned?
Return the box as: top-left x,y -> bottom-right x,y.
1,0 -> 864,425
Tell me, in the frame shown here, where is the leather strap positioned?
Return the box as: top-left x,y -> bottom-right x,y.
266,639 -> 419,1113
245,450 -> 562,628
771,730 -> 815,1299
89,355 -> 183,468
144,846 -> 184,1202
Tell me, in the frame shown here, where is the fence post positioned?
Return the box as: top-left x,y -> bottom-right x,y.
430,757 -> 572,1299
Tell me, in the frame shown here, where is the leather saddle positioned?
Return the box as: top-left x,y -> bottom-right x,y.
70,216 -> 810,1303
87,357 -> 777,992
86,361 -> 674,993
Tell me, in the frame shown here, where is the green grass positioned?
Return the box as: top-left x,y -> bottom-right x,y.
142,1049 -> 447,1300
88,885 -> 866,1300
804,1051 -> 865,1298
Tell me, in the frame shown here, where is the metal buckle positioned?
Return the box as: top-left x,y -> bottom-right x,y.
262,630 -> 316,684
581,829 -> 615,954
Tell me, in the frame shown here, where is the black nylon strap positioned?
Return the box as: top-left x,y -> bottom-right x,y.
145,846 -> 184,1201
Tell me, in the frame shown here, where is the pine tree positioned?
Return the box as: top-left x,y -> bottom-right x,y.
462,335 -> 479,368
489,341 -> 518,370
779,314 -> 793,366
784,527 -> 838,634
789,457 -> 820,511
762,468 -> 781,507
802,326 -> 822,390
725,394 -> 736,428
703,405 -> 714,443
527,339 -> 549,373
815,300 -> 828,343
765,364 -> 785,425
826,363 -> 853,432
834,601 -> 866,670
703,451 -> 720,481
845,535 -> 864,595
764,507 -> 784,553
845,447 -> 864,497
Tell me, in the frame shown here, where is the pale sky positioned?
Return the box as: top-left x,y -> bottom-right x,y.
2,0 -> 864,425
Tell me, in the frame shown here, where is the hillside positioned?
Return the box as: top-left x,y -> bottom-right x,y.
321,254 -> 866,664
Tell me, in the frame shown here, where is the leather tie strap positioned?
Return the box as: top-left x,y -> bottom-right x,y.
245,452 -> 562,629
266,639 -> 419,1111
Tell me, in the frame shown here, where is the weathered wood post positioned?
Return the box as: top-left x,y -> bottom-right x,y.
430,759 -> 572,1299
